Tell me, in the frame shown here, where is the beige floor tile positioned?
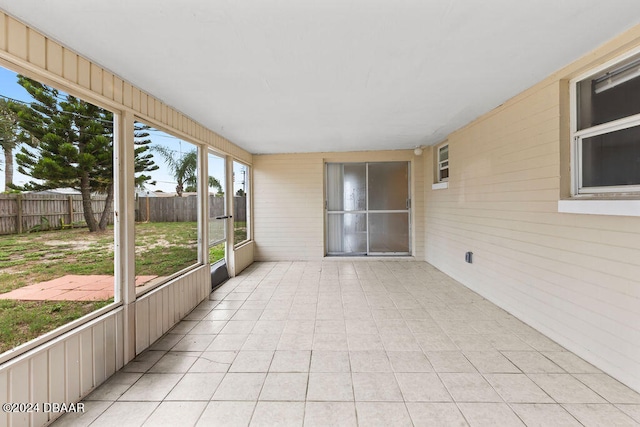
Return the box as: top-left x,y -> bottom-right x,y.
387,351 -> 433,372
349,350 -> 392,372
352,372 -> 403,401
313,333 -> 349,351
229,351 -> 274,373
617,404 -> 640,423
277,333 -> 314,350
50,401 -> 112,427
529,374 -> 606,403
165,373 -> 224,400
406,402 -> 468,427
439,373 -> 502,402
502,351 -> 565,373
149,333 -> 184,351
250,401 -> 305,426
142,401 -> 207,426
259,372 -> 308,401
511,403 -> 582,426
484,374 -> 554,403
89,402 -> 159,427
85,372 -> 143,401
541,352 -> 601,374
516,333 -> 565,352
259,309 -> 289,320
269,350 -> 311,372
376,319 -> 412,335
457,403 -> 525,426
241,334 -> 281,351
283,320 -> 315,335
463,351 -> 520,373
231,309 -> 264,321
188,320 -> 226,335
396,373 -> 452,402
415,333 -> 459,351
315,319 -> 346,334
345,319 -> 378,334
211,373 -> 267,401
185,309 -> 212,321
118,373 -> 183,401
574,374 -> 640,404
252,320 -> 286,335
196,401 -> 256,427
189,351 -> 236,372
148,351 -> 200,373
426,351 -> 477,373
120,350 -> 166,373
205,309 -> 237,321
563,403 -> 638,426
449,334 -> 494,351
355,402 -> 413,427
347,334 -> 385,351
221,320 -> 257,334
206,334 -> 249,351
484,334 -> 533,351
172,335 -> 215,352
310,351 -> 351,372
304,402 -> 357,427
307,373 -> 354,401
381,334 -> 422,351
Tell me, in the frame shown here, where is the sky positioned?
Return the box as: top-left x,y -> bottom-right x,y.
0,65 -> 246,196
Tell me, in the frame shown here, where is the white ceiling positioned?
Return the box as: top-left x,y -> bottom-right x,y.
2,1 -> 640,154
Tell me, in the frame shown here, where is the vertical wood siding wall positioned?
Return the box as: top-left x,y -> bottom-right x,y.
0,12 -> 254,427
135,266 -> 210,354
424,28 -> 640,393
253,151 -> 425,261
1,310 -> 124,427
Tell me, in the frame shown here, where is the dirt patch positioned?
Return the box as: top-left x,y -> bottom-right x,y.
44,240 -> 93,251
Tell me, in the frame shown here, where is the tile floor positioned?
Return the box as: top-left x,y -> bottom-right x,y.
53,261 -> 640,426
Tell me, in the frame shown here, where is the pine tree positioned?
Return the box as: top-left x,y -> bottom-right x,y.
0,98 -> 20,192
13,76 -> 158,231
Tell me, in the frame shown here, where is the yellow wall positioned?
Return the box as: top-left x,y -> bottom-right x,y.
424,26 -> 640,392
253,150 -> 425,261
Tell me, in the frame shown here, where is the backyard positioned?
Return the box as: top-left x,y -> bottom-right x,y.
0,221 -> 200,353
0,220 -> 247,353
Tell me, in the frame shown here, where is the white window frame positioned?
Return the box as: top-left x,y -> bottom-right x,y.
570,47 -> 640,196
437,143 -> 449,183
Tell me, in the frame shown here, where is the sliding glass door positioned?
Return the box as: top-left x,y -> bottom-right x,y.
326,162 -> 410,255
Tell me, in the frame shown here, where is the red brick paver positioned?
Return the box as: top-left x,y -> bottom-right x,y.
0,275 -> 157,301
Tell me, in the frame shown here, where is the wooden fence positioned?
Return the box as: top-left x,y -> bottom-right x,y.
135,196 -> 247,223
0,193 -> 111,235
0,193 -> 247,235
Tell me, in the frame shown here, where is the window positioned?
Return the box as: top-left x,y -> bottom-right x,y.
134,122 -> 200,294
437,143 -> 449,182
0,66 -> 117,354
233,161 -> 250,246
572,51 -> 640,194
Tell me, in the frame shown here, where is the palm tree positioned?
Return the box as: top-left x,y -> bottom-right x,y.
152,145 -> 222,196
0,99 -> 20,192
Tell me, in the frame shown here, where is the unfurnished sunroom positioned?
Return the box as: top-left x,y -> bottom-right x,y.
0,2 -> 639,426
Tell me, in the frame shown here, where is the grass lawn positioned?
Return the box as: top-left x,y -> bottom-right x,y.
0,221 -> 201,353
209,222 -> 248,263
0,299 -> 112,354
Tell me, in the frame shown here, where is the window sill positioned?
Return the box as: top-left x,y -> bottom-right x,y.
432,182 -> 448,190
558,199 -> 640,217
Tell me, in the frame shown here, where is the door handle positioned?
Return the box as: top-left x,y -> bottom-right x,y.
215,215 -> 233,220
